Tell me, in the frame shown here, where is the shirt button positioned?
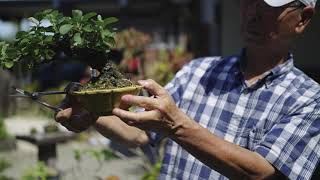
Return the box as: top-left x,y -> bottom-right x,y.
242,89 -> 249,94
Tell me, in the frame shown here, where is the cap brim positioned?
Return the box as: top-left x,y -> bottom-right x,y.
264,0 -> 295,7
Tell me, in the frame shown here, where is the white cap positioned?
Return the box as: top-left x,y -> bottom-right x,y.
264,0 -> 317,7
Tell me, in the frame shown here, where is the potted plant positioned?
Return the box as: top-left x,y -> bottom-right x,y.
0,9 -> 141,116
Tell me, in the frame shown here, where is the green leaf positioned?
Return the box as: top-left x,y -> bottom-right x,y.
86,149 -> 102,162
58,17 -> 71,24
34,9 -> 53,20
72,10 -> 83,19
4,61 -> 14,68
44,49 -> 55,59
100,30 -> 111,38
73,33 -> 82,45
73,150 -> 82,161
0,159 -> 11,172
6,48 -> 17,58
101,149 -> 117,161
103,17 -> 118,26
44,36 -> 53,43
16,31 -> 28,39
0,42 -> 9,55
20,38 -> 30,45
34,49 -> 39,56
20,47 -> 28,55
83,12 -> 97,21
59,24 -> 73,35
34,54 -> 42,63
103,37 -> 115,48
43,9 -> 53,14
83,25 -> 93,32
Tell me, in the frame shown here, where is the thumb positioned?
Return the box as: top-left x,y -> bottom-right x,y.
55,108 -> 72,123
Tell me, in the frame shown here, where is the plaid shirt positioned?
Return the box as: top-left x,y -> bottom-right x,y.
151,54 -> 320,180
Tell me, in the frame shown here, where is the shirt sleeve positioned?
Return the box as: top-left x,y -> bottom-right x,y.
254,100 -> 320,180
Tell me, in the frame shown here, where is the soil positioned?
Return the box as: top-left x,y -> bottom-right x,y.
80,62 -> 133,91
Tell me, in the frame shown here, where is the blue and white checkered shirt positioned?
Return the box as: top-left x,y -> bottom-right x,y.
152,54 -> 320,180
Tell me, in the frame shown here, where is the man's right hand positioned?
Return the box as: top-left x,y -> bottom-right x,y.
55,81 -> 98,133
55,107 -> 98,133
54,82 -> 149,147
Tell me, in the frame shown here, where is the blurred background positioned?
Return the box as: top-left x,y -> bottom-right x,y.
0,1 -> 319,180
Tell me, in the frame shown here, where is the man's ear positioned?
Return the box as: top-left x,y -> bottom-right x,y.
295,6 -> 315,34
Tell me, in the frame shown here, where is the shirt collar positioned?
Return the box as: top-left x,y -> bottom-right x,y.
235,48 -> 294,89
269,54 -> 294,79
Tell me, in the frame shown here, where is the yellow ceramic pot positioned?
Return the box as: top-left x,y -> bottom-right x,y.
70,86 -> 142,116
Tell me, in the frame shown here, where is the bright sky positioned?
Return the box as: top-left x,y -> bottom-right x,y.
0,19 -> 51,41
0,20 -> 18,40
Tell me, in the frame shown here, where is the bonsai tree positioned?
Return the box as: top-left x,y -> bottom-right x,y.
0,9 -> 141,115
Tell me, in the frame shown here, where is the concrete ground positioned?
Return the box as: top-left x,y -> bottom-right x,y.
1,117 -> 147,180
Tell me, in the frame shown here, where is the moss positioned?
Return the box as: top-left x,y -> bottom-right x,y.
80,62 -> 133,91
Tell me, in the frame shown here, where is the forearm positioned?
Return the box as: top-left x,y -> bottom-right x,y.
170,115 -> 277,179
94,116 -> 149,148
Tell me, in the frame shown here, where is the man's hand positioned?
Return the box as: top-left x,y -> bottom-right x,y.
55,108 -> 97,133
55,95 -> 98,133
112,79 -> 192,135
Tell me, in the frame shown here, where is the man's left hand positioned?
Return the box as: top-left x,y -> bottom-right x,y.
112,79 -> 190,135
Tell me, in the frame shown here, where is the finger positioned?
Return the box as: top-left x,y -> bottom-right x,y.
60,121 -> 80,132
121,95 -> 159,110
60,114 -> 90,133
68,95 -> 82,109
138,79 -> 167,96
112,108 -> 161,124
55,108 -> 72,123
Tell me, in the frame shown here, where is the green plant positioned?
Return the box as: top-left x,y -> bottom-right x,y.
73,148 -> 118,167
142,162 -> 162,180
0,115 -> 9,140
70,148 -> 119,179
21,161 -> 56,180
30,127 -> 38,135
0,159 -> 12,180
0,9 -> 117,69
81,62 -> 133,90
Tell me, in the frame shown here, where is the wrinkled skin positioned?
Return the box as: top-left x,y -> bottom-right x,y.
112,79 -> 189,135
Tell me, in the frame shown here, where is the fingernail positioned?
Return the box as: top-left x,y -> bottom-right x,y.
138,80 -> 147,86
112,108 -> 120,114
121,95 -> 131,101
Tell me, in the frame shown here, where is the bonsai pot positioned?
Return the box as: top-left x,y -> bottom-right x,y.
70,85 -> 142,116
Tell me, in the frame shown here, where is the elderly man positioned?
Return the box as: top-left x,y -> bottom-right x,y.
56,0 -> 320,179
